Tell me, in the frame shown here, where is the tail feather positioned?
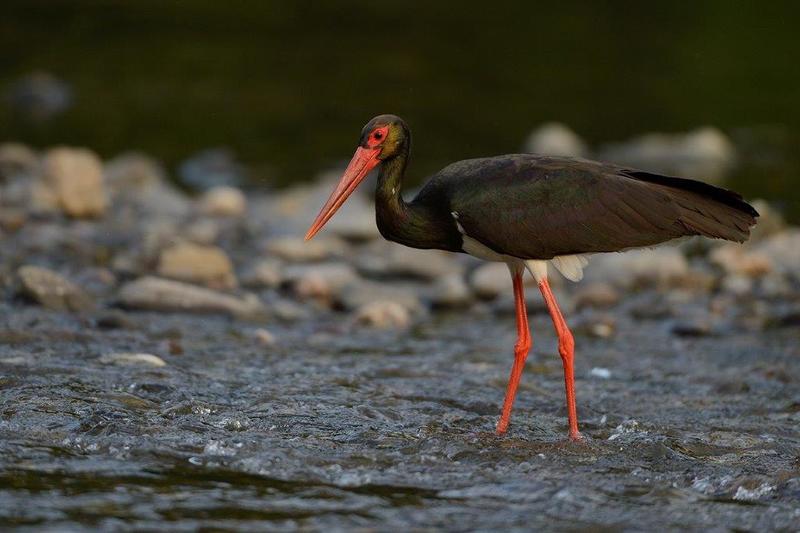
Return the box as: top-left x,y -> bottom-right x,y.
625,169 -> 759,243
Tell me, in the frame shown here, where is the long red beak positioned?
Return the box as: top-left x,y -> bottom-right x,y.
304,146 -> 381,240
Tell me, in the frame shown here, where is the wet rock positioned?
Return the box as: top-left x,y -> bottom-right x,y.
430,273 -> 472,309
765,306 -> 800,329
354,301 -> 411,329
0,143 -> 38,181
574,314 -> 616,338
94,310 -> 137,330
178,148 -> 246,191
198,186 -> 247,217
598,127 -> 735,183
671,317 -> 714,337
357,240 -> 461,280
118,276 -> 264,318
17,265 -> 95,312
241,258 -> 284,289
99,353 -> 166,367
524,122 -> 588,157
590,367 -> 612,379
254,328 -> 277,346
284,263 -> 359,301
157,242 -> 237,289
41,147 -> 107,218
6,71 -> 72,121
574,282 -> 620,310
586,248 -> 690,288
264,236 -> 348,262
271,298 -> 311,321
339,279 -> 423,314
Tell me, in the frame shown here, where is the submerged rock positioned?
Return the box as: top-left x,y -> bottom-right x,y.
157,242 -> 237,290
118,276 -> 263,318
17,265 -> 95,312
41,147 -> 107,218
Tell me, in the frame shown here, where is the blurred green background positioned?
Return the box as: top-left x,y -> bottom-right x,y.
1,1 -> 798,219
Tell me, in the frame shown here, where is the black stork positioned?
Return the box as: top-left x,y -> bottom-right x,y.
305,114 -> 759,441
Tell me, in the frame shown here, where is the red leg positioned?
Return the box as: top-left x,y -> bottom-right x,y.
538,278 -> 581,441
496,268 -> 532,435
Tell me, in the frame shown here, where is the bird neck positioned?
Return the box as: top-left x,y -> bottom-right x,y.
375,153 -> 455,250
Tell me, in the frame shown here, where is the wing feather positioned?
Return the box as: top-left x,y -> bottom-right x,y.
418,154 -> 757,260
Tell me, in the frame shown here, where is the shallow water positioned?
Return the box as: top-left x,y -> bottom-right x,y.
1,302 -> 798,530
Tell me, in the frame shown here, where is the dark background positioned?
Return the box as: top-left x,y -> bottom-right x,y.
2,1 -> 799,217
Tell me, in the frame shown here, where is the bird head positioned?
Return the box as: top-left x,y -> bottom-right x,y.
305,114 -> 408,240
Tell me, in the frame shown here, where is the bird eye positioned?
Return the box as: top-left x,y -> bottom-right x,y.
373,131 -> 383,140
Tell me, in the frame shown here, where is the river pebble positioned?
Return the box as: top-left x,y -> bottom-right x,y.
17,265 -> 95,312
198,185 -> 247,217
354,300 -> 411,329
99,352 -> 167,367
41,147 -> 107,218
118,276 -> 263,318
157,242 -> 237,289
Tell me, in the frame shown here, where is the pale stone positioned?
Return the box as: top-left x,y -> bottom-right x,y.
42,147 -> 107,217
157,242 -> 237,289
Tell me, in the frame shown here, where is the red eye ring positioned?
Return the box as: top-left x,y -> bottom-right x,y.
366,125 -> 389,148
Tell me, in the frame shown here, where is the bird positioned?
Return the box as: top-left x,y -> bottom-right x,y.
305,114 -> 759,441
